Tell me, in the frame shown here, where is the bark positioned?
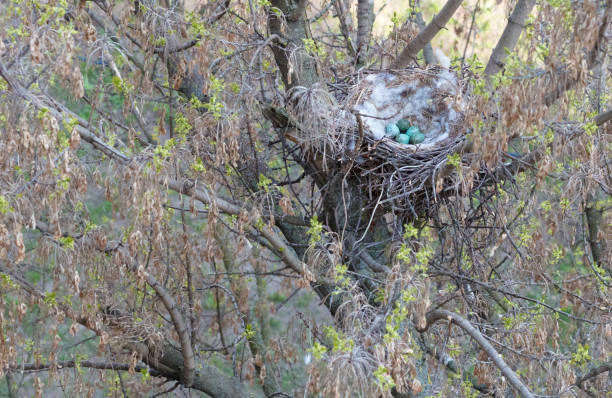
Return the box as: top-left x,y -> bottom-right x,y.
248,254 -> 282,397
8,360 -> 160,375
415,9 -> 435,65
333,0 -> 357,57
356,0 -> 373,64
585,199 -> 609,276
594,109 -> 612,126
167,179 -> 308,276
140,268 -> 195,387
392,0 -> 464,69
5,371 -> 16,398
268,0 -> 319,89
417,310 -> 535,398
484,0 -> 536,76
167,55 -> 209,103
135,343 -> 253,398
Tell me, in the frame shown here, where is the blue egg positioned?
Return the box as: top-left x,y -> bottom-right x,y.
406,126 -> 421,136
396,134 -> 411,144
396,119 -> 411,132
410,132 -> 425,144
385,123 -> 400,137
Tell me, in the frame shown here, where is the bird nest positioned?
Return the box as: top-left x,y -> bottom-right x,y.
325,67 -> 470,219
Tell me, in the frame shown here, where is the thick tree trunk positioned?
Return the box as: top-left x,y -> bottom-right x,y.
585,199 -> 609,276
356,0 -> 373,64
269,0 -> 319,88
135,343 -> 253,398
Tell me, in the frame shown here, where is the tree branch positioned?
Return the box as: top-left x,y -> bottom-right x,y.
166,180 -> 307,276
391,0 -> 463,69
4,371 -> 16,398
1,260 -> 196,389
0,265 -> 93,331
0,60 -> 131,163
269,0 -> 320,88
333,0 -> 357,58
415,6 -> 435,65
484,0 -> 536,76
155,0 -> 233,54
416,309 -> 535,398
0,59 -> 307,281
310,0 -> 338,23
131,342 -> 252,398
7,360 -> 160,375
594,109 -> 612,126
137,266 -> 195,387
574,360 -> 612,390
1,265 -> 252,398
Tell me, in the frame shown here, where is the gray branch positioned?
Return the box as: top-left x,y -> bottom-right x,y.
392,0 -> 463,68
416,309 -> 535,398
484,0 -> 536,76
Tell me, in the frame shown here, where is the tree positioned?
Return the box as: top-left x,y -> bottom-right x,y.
0,0 -> 610,397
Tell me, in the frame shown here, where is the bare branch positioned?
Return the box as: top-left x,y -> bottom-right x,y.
0,60 -> 131,163
130,342 -> 251,398
310,0 -> 338,23
594,109 -> 612,126
416,309 -> 535,398
333,0 -> 357,57
137,267 -> 195,387
166,180 -> 307,276
415,7 -> 435,65
574,360 -> 612,390
7,360 -> 159,376
484,0 -> 536,76
359,251 -> 390,273
391,0 -> 463,69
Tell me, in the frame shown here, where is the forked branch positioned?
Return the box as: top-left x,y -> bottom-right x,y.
416,309 -> 535,398
138,267 -> 195,387
574,360 -> 612,391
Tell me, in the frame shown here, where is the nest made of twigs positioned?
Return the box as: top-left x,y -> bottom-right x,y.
327,67 -> 470,219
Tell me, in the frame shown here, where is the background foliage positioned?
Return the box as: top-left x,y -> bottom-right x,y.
0,0 -> 610,397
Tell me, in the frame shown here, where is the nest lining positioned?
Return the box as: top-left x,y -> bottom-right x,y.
351,68 -> 465,151
333,67 -> 470,218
